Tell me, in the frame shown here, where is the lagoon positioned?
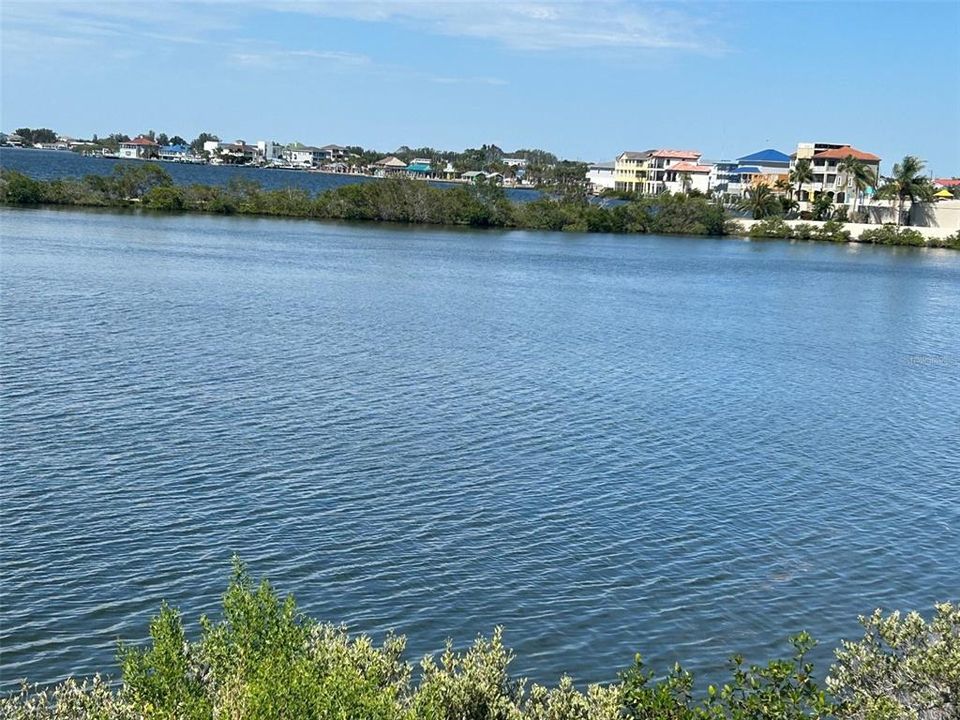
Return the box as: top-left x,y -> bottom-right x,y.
1,207 -> 958,692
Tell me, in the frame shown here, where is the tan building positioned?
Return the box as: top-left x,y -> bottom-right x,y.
791,142 -> 881,207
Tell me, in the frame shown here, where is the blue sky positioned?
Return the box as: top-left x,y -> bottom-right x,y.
2,1 -> 959,174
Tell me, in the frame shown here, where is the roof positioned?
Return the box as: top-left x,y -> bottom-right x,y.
651,149 -> 701,159
737,148 -> 790,164
934,178 -> 960,187
812,145 -> 881,161
160,144 -> 190,153
122,136 -> 159,146
731,166 -> 761,175
671,162 -> 712,173
618,150 -> 654,160
406,163 -> 431,173
319,144 -> 346,151
375,156 -> 407,167
589,161 -> 616,170
934,189 -> 954,198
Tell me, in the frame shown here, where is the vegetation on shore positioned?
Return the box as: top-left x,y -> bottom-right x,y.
2,560 -> 957,719
2,166 -> 958,249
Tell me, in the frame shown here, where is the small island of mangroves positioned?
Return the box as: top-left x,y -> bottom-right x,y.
3,165 -> 958,249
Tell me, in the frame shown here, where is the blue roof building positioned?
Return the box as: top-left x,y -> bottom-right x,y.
736,149 -> 790,166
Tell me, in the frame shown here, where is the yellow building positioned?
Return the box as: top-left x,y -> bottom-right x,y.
614,150 -> 654,193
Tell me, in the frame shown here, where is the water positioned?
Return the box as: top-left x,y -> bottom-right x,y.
1,207 -> 959,693
0,147 -> 540,201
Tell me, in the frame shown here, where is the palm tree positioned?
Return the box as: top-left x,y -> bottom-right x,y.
812,193 -> 834,221
837,155 -> 876,219
874,155 -> 935,226
737,184 -> 781,219
774,178 -> 792,196
789,158 -> 814,203
679,171 -> 692,194
779,196 -> 799,217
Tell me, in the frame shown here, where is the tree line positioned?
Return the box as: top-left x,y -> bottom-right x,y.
2,166 -> 957,249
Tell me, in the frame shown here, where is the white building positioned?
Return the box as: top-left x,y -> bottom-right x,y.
283,144 -> 324,167
586,161 -> 616,193
663,162 -> 714,194
256,140 -> 284,162
503,157 -> 527,168
119,136 -> 159,159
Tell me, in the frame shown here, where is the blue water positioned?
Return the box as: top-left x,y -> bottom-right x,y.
0,147 -> 540,201
1,206 -> 959,694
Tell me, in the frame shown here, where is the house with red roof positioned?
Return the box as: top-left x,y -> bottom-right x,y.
790,141 -> 881,211
119,135 -> 159,160
645,150 -> 703,194
663,161 -> 715,194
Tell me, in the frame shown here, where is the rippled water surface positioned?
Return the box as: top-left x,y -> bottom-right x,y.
1,207 -> 959,692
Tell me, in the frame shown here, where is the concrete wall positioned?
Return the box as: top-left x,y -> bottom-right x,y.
911,201 -> 960,229
860,201 -> 960,229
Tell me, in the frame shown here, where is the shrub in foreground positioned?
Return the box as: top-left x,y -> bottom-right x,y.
1,560 -> 957,720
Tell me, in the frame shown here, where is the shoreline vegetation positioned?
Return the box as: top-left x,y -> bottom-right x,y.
2,166 -> 959,250
2,561 -> 957,719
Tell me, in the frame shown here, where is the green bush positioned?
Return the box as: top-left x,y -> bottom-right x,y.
143,186 -> 186,211
814,220 -> 851,243
0,170 -> 45,204
2,561 -> 957,720
857,224 -> 926,247
748,217 -> 791,239
790,223 -> 815,241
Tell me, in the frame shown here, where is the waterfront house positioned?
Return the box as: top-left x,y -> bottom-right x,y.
461,170 -> 503,184
503,157 -> 527,169
614,150 -> 654,193
158,144 -> 192,161
406,158 -> 433,176
442,162 -> 458,180
663,161 -> 714,194
790,142 -> 881,208
119,136 -> 159,160
215,140 -> 257,165
373,156 -> 409,177
318,144 -> 348,163
256,140 -> 285,163
644,150 -> 703,194
283,143 -> 324,167
586,161 -> 616,194
723,149 -> 791,197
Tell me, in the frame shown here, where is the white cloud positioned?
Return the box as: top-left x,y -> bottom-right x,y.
431,76 -> 508,86
265,0 -> 721,53
230,48 -> 372,68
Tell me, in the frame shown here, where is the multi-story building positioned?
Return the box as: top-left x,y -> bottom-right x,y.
643,150 -> 702,194
256,140 -> 284,163
662,161 -> 714,194
724,149 -> 791,197
283,144 -> 325,167
586,161 -> 616,194
614,150 -> 654,193
119,135 -> 159,159
318,144 -> 348,163
790,142 -> 881,207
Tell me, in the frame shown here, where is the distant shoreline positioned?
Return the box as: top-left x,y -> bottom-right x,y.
2,167 -> 958,251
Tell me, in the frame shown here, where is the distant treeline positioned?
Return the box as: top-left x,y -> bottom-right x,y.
1,559 -> 957,719
3,167 -> 958,249
0,165 -> 728,235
